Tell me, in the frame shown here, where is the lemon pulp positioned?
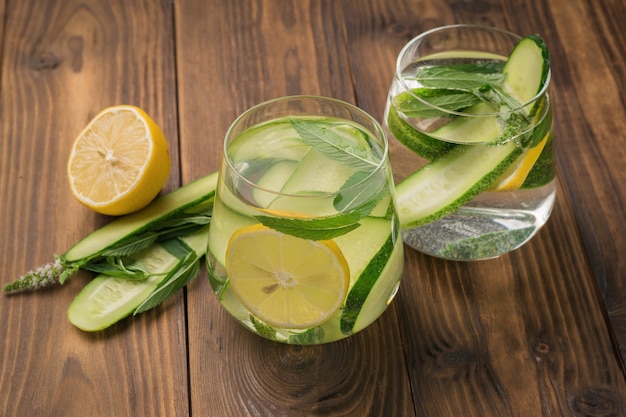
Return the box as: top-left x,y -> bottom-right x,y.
67,105 -> 170,215
226,224 -> 350,329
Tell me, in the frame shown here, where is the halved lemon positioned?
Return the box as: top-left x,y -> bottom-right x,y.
226,224 -> 350,329
67,105 -> 171,215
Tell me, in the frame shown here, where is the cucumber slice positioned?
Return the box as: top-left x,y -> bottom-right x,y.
386,103 -> 454,160
67,226 -> 209,332
430,103 -> 503,144
252,160 -> 298,207
339,228 -> 403,334
333,217 -> 403,334
396,142 -> 522,227
267,149 -> 354,216
521,130 -> 555,189
503,34 -> 550,112
63,172 -> 218,264
227,120 -> 309,164
280,148 -> 355,194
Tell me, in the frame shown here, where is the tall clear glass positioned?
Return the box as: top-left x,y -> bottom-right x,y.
384,25 -> 556,260
207,96 -> 404,344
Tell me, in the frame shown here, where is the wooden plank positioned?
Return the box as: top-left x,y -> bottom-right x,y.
342,0 -> 626,415
542,0 -> 626,359
0,1 -> 186,416
175,0 -> 416,415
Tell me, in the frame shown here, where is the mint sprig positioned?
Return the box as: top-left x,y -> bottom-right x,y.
334,170 -> 389,215
395,88 -> 482,118
256,211 -> 361,240
415,62 -> 504,90
288,118 -> 378,173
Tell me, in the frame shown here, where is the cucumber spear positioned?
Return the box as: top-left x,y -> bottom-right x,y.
3,172 -> 218,293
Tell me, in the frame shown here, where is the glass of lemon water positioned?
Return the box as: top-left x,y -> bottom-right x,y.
206,96 -> 404,344
384,25 -> 556,260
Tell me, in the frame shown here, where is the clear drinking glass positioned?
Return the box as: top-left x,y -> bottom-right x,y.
384,25 -> 556,260
206,96 -> 404,344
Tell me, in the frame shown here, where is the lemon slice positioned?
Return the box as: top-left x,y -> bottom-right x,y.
488,126 -> 550,192
67,105 -> 171,215
226,224 -> 350,329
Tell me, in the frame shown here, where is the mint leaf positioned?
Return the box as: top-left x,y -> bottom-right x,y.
395,88 -> 482,117
334,170 -> 389,216
415,62 -> 504,90
289,118 -> 378,172
134,251 -> 201,314
473,85 -> 523,112
100,233 -> 159,257
82,257 -> 149,280
256,211 -> 361,240
99,213 -> 211,257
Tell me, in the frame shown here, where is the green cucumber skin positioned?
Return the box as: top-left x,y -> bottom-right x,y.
522,131 -> 555,189
396,142 -> 522,228
387,104 -> 455,161
67,227 -> 209,332
340,234 -> 395,335
503,35 -> 550,112
63,172 -> 218,264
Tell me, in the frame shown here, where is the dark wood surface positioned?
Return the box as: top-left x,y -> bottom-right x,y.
1,1 -> 625,416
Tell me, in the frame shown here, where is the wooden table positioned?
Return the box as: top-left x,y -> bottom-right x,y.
1,1 -> 625,416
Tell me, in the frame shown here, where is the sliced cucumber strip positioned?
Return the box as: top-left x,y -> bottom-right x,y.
431,103 -> 503,144
63,172 -> 218,264
396,142 -> 522,227
340,230 -> 403,334
333,217 -> 403,334
439,226 -> 535,260
252,160 -> 298,207
280,148 -> 355,194
503,34 -> 550,113
387,102 -> 454,160
227,120 -> 308,164
521,130 -> 555,189
267,148 -> 354,216
67,226 -> 209,332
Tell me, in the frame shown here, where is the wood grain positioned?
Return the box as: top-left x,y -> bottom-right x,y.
0,1 -> 187,416
545,0 -> 626,359
1,0 -> 625,416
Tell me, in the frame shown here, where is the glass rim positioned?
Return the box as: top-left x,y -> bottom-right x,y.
395,24 -> 552,117
223,95 -> 390,200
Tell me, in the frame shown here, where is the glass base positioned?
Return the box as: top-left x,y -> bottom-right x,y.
402,185 -> 556,260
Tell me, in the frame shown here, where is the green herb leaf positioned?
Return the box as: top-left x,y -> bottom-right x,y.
134,251 -> 201,314
256,211 -> 361,240
395,88 -> 482,117
416,62 -> 504,90
334,170 -> 389,216
100,233 -> 159,257
161,236 -> 198,259
98,214 -> 211,258
473,85 -> 523,112
289,118 -> 378,172
154,214 -> 212,230
82,257 -> 149,280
